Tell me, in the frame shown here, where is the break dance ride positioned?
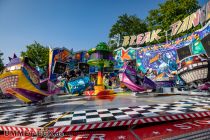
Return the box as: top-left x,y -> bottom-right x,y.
0,48 -> 91,103
0,54 -> 60,103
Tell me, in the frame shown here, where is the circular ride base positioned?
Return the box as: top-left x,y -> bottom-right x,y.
84,85 -> 114,96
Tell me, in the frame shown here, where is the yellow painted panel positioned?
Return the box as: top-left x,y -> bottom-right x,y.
0,69 -> 47,96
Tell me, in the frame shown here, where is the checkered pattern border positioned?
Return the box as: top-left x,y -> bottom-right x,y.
49,111 -> 210,133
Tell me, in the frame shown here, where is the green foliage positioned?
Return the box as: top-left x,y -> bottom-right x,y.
95,42 -> 112,52
109,14 -> 148,38
0,51 -> 4,72
146,0 -> 200,40
21,41 -> 49,69
88,42 -> 112,54
109,0 -> 201,47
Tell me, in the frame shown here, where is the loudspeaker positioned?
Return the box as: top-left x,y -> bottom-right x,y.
176,45 -> 191,61
201,34 -> 210,57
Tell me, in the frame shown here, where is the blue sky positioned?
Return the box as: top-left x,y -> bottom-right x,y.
0,0 -> 207,63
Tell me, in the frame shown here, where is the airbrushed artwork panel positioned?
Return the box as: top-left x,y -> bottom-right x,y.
114,24 -> 210,80
136,48 -> 178,80
114,48 -> 136,69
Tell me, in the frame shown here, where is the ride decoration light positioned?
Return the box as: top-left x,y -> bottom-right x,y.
24,66 -> 39,85
180,68 -> 208,83
177,61 -> 208,75
0,75 -> 18,92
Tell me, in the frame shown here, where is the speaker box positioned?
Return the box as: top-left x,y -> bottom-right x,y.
176,45 -> 192,61
201,34 -> 210,57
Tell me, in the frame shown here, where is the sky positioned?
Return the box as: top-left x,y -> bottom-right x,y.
0,0 -> 207,64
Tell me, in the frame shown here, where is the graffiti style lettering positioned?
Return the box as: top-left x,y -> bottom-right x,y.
206,1 -> 210,21
171,20 -> 182,36
188,10 -> 200,30
121,1 -> 210,47
136,33 -> 144,45
150,29 -> 162,42
122,36 -> 130,46
177,16 -> 190,34
129,35 -> 136,46
138,32 -> 151,45
144,32 -> 151,43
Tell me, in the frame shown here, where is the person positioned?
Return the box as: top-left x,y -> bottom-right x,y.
62,68 -> 71,93
103,74 -> 106,82
63,68 -> 71,81
75,69 -> 81,77
104,74 -> 110,88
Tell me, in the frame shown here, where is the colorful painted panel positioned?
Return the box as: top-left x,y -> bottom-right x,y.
67,76 -> 90,94
191,40 -> 206,55
114,48 -> 136,69
115,24 -> 210,80
49,48 -> 72,81
137,48 -> 178,80
22,65 -> 40,86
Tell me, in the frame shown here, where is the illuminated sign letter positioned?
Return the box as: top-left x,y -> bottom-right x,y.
150,29 -> 162,42
187,10 -> 200,30
206,1 -> 210,21
170,20 -> 182,36
145,32 -> 151,43
122,36 -> 130,47
200,5 -> 206,24
177,16 -> 190,34
136,34 -> 144,45
129,35 -> 137,45
138,32 -> 151,44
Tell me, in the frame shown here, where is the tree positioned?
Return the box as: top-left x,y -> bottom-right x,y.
146,0 -> 200,41
21,41 -> 49,70
109,14 -> 148,38
0,51 -> 4,72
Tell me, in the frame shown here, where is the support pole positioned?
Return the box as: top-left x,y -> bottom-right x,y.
97,66 -> 103,85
